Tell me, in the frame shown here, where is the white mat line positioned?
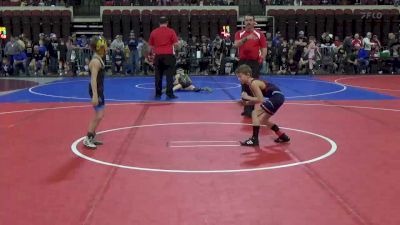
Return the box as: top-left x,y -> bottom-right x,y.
169,140 -> 239,143
169,144 -> 241,148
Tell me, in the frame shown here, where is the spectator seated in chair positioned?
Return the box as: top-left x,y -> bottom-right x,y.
358,48 -> 370,74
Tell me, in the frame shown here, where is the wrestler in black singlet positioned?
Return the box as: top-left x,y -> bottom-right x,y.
250,79 -> 285,115
89,55 -> 105,110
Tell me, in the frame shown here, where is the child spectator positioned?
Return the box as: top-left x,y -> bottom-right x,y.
287,58 -> 298,75
112,48 -> 125,75
143,49 -> 155,75
277,57 -> 288,75
30,45 -> 45,76
1,58 -> 13,76
79,58 -> 90,76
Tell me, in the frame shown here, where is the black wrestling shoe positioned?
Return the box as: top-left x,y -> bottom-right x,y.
274,134 -> 290,143
240,137 -> 259,146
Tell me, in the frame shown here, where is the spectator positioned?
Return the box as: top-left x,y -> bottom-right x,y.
66,37 -> 77,76
352,33 -> 362,49
272,31 -> 281,48
345,48 -> 358,74
127,32 -> 139,75
294,35 -> 307,63
25,40 -> 33,75
278,39 -> 289,64
23,36 -> 31,49
334,36 -> 342,48
370,35 -> 381,58
335,48 -> 347,74
371,35 -> 381,50
112,48 -> 125,75
136,36 -> 145,72
321,33 -> 333,46
362,32 -> 372,55
71,33 -> 78,46
29,45 -> 44,76
358,47 -> 370,74
13,51 -> 27,75
343,35 -> 353,55
38,44 -> 47,74
110,35 -> 125,50
387,33 -> 397,49
219,36 -> 235,74
58,38 -> 68,76
298,30 -> 307,42
264,43 -> 273,74
79,58 -> 90,76
307,36 -> 318,74
200,35 -> 210,49
287,58 -> 298,75
277,56 -> 288,74
211,39 -> 224,74
287,39 -> 295,58
298,47 -> 310,74
77,35 -> 89,48
176,36 -> 189,72
143,49 -> 155,75
47,33 -> 59,74
189,36 -> 199,56
1,58 -> 13,76
199,43 -> 211,74
4,36 -> 24,66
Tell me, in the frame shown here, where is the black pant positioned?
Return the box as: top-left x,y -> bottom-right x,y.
154,54 -> 176,96
238,59 -> 260,116
238,59 -> 260,78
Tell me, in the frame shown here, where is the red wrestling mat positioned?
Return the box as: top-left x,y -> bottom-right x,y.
318,75 -> 400,98
0,79 -> 38,92
1,101 -> 400,225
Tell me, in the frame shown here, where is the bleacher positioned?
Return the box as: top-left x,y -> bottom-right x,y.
101,7 -> 238,40
267,6 -> 399,41
0,7 -> 71,42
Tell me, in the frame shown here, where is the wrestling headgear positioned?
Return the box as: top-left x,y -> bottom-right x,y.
90,35 -> 108,56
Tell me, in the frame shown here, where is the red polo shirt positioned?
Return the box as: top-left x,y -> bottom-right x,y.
149,26 -> 178,55
235,29 -> 267,60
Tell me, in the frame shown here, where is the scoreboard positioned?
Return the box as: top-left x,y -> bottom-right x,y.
0,27 -> 6,39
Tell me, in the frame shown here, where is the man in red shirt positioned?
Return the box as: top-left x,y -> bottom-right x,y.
149,16 -> 179,99
234,15 -> 267,117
